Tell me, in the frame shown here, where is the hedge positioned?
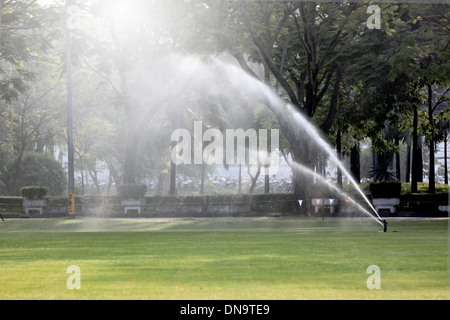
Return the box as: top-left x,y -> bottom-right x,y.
21,186 -> 48,200
401,182 -> 449,194
308,183 -> 341,199
117,184 -> 147,199
369,181 -> 402,198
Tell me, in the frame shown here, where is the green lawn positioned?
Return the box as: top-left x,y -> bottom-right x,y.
0,217 -> 447,300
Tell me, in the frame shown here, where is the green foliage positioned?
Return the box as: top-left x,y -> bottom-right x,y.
250,193 -> 294,213
0,0 -> 61,102
308,183 -> 340,199
145,193 -> 293,213
0,0 -> 448,199
21,186 -> 48,200
369,158 -> 397,182
369,181 -> 402,198
147,195 -> 181,205
401,182 -> 449,195
207,194 -> 251,204
181,195 -> 207,205
117,184 -> 147,199
342,183 -> 370,194
1,152 -> 66,196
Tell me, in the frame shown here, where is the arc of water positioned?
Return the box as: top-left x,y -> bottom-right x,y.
283,103 -> 382,221
216,60 -> 382,221
291,161 -> 384,226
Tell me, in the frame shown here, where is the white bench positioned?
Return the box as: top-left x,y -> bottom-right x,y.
311,199 -> 338,215
120,199 -> 144,214
372,198 -> 400,214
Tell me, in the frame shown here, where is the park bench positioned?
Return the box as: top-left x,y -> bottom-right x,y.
311,198 -> 338,215
372,198 -> 400,214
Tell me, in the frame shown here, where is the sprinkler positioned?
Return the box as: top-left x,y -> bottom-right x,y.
380,219 -> 388,232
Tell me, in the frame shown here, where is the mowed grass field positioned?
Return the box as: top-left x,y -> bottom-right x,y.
0,217 -> 447,300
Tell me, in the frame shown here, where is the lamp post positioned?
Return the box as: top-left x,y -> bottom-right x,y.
65,0 -> 75,215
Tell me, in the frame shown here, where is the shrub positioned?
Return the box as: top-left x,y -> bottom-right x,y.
369,181 -> 401,198
21,186 -> 48,200
117,184 -> 147,199
401,182 -> 449,194
2,152 -> 66,196
182,195 -> 207,205
250,193 -> 294,213
342,183 -> 370,194
308,183 -> 340,199
150,195 -> 181,205
207,194 -> 251,204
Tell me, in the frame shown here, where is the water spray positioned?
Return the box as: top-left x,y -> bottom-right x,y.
291,162 -> 384,227
218,62 -> 382,219
283,103 -> 382,220
215,59 -> 385,230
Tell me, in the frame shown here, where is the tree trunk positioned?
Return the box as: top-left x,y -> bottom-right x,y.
169,153 -> 177,195
107,161 -> 121,189
350,143 -> 360,184
123,128 -> 138,184
258,94 -> 313,200
248,164 -> 261,194
36,129 -> 44,153
168,108 -> 181,195
444,129 -> 448,185
427,84 -> 435,193
89,169 -> 102,195
411,104 -> 420,193
395,136 -> 401,181
372,147 -> 377,173
405,144 -> 411,183
336,129 -> 342,188
238,164 -> 242,194
156,172 -> 165,196
80,157 -> 85,196
11,147 -> 25,196
106,173 -> 113,196
200,163 -> 206,194
264,165 -> 270,194
417,137 -> 423,183
121,77 -> 140,183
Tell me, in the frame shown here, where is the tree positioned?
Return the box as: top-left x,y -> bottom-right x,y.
182,1 -> 377,198
0,0 -> 65,195
70,0 -> 180,185
1,0 -> 61,102
1,151 -> 66,196
388,3 -> 450,192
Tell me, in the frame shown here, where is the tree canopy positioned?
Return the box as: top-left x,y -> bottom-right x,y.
1,0 -> 448,196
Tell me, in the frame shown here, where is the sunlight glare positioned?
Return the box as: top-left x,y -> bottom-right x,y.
102,0 -> 147,31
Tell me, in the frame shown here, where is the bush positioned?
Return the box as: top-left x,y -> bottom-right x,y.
250,193 -> 294,213
1,152 -> 66,196
308,183 -> 340,199
401,182 -> 449,194
148,195 -> 181,205
369,181 -> 402,198
21,186 -> 48,200
117,184 -> 147,199
182,195 -> 207,205
342,183 -> 370,194
207,194 -> 251,204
